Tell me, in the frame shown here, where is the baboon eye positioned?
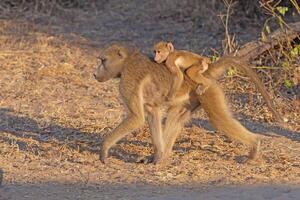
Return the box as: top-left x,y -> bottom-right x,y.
97,56 -> 107,65
157,51 -> 160,54
117,50 -> 124,58
98,56 -> 104,61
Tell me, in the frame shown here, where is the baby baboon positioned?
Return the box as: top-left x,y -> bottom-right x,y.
153,41 -> 212,99
94,44 -> 278,164
152,41 -> 283,124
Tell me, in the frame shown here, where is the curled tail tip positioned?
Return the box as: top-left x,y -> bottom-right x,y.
283,117 -> 288,123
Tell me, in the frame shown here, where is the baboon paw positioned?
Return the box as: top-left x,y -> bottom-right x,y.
156,157 -> 172,166
196,86 -> 204,95
99,150 -> 108,164
196,85 -> 208,95
153,153 -> 173,165
153,156 -> 164,165
248,139 -> 261,160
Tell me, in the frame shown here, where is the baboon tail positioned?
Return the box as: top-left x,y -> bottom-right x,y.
236,61 -> 284,123
204,56 -> 283,123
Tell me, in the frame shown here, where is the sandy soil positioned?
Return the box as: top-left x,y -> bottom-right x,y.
0,1 -> 299,199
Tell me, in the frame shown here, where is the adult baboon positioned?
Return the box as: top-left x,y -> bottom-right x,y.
94,44 -> 278,163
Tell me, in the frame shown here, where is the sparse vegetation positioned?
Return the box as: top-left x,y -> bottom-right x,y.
0,1 -> 299,199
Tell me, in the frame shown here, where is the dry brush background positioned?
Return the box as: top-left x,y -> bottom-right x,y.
0,1 -> 299,199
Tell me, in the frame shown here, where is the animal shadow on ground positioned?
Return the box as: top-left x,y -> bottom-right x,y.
192,114 -> 300,142
0,108 -> 150,163
1,108 -> 298,164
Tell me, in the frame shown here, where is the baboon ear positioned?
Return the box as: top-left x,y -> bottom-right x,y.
167,42 -> 174,52
117,47 -> 127,58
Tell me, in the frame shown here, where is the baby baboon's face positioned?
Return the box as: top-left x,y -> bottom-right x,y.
153,41 -> 174,63
94,44 -> 128,82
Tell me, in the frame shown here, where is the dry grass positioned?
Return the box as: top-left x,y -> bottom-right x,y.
0,19 -> 299,190
0,2 -> 298,198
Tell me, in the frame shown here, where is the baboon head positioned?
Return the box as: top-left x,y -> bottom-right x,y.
153,41 -> 174,63
94,44 -> 128,82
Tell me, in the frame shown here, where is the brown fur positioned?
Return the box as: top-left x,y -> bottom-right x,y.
94,44 -> 190,163
153,42 -> 283,124
94,44 -> 265,164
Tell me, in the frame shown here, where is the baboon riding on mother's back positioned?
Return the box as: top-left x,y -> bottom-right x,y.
94,44 -> 281,164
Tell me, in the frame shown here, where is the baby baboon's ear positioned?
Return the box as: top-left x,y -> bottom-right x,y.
117,46 -> 128,58
167,42 -> 175,52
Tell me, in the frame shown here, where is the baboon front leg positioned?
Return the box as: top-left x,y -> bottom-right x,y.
100,91 -> 145,163
146,106 -> 165,164
100,114 -> 144,163
166,61 -> 184,100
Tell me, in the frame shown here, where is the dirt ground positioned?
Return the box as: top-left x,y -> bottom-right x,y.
0,1 -> 300,199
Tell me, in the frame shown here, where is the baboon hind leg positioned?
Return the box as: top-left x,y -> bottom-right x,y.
200,83 -> 260,159
163,105 -> 191,159
186,65 -> 214,95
